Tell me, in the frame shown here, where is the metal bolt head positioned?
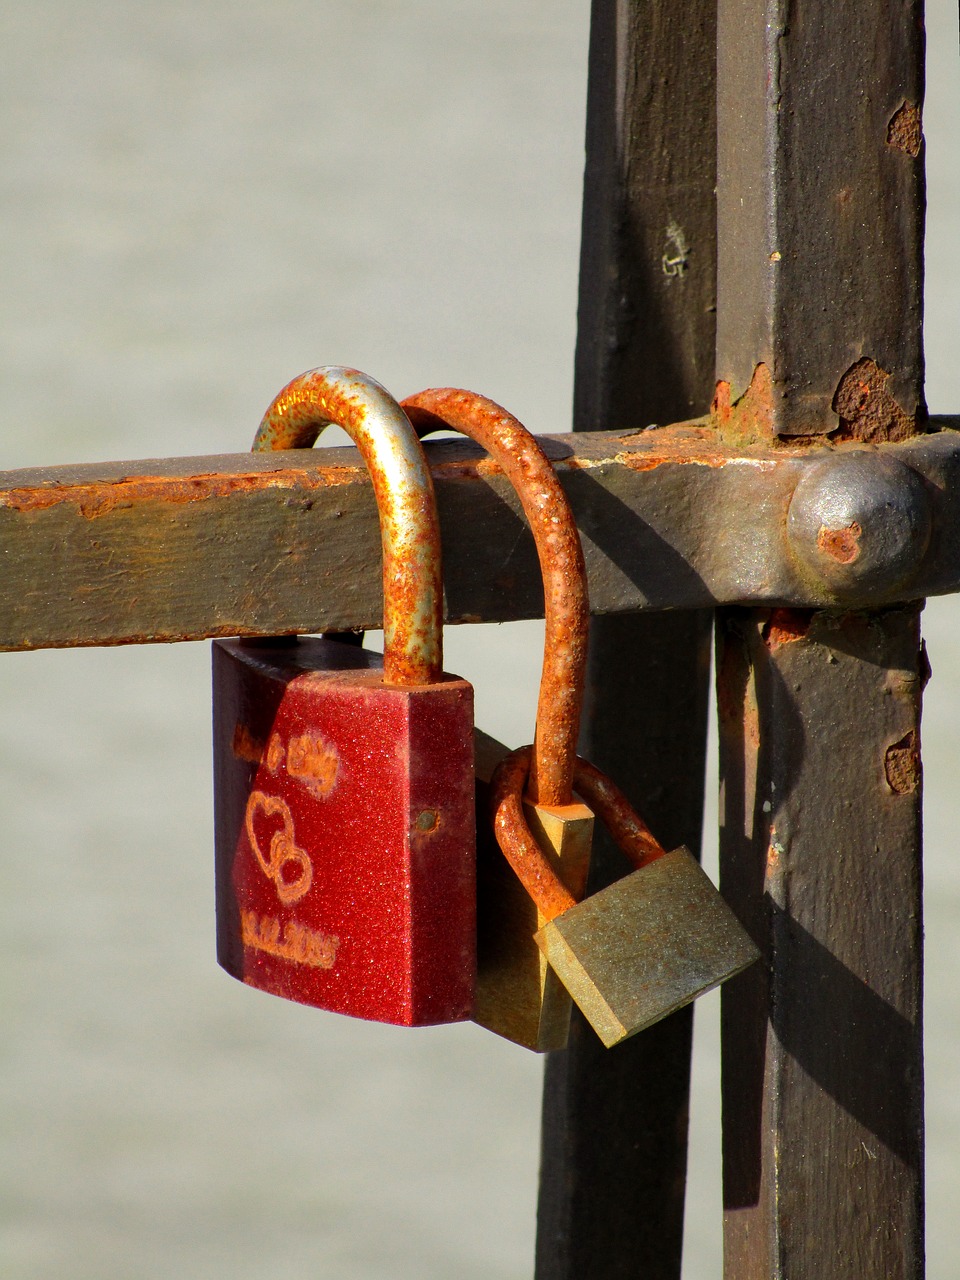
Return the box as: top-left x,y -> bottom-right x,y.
786,453 -> 931,601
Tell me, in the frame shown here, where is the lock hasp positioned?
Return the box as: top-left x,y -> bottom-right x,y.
214,637 -> 475,1026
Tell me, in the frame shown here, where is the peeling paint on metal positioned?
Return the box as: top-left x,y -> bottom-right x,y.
713,363 -> 775,444
0,469 -> 352,515
887,101 -> 923,158
832,358 -> 917,443
884,730 -> 921,794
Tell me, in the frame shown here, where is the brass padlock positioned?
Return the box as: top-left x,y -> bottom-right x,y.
213,367 -> 476,1027
402,389 -> 594,1051
490,747 -> 761,1048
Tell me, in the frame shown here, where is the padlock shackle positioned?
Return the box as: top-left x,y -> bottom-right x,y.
254,368 -> 443,687
490,746 -> 668,923
401,389 -> 588,807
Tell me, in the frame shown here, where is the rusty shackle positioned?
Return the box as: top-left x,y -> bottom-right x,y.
488,746 -> 668,922
401,388 -> 589,808
254,367 -> 443,687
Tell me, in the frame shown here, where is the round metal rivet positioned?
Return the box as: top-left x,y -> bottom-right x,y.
416,809 -> 439,833
786,453 -> 931,600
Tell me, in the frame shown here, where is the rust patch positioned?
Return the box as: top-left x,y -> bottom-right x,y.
0,469 -> 353,516
766,834 -> 781,873
232,723 -> 265,764
712,363 -> 775,445
816,521 -> 862,564
762,608 -> 811,648
832,358 -> 916,443
286,732 -> 340,798
613,426 -> 767,472
884,731 -> 921,795
887,101 -> 922,158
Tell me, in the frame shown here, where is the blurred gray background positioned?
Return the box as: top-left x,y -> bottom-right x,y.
0,3 -> 958,1276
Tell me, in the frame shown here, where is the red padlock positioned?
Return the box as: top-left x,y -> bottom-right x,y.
213,367 -> 475,1026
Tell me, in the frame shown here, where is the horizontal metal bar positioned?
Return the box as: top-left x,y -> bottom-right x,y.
1,422 -> 959,651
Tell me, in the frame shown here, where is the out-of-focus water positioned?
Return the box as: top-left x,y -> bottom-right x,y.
0,4 -> 958,1276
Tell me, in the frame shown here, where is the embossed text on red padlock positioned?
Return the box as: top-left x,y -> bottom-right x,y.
213,368 -> 475,1026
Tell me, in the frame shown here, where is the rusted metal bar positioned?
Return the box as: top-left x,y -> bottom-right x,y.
3,424 -> 958,652
714,1 -> 927,1275
537,1 -> 717,1275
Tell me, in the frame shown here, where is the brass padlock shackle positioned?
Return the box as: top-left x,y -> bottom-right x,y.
401,389 -> 588,809
253,367 -> 443,688
489,746 -> 667,920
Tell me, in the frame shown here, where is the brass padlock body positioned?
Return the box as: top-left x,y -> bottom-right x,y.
473,731 -> 592,1051
535,846 -> 760,1048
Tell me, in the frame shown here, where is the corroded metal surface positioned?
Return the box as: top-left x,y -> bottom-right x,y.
254,366 -> 442,686
402,388 -> 588,807
3,424 -> 960,652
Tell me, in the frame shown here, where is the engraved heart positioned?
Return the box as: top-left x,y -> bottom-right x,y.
244,790 -> 313,905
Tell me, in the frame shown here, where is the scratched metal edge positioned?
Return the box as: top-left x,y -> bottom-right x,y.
1,426 -> 959,651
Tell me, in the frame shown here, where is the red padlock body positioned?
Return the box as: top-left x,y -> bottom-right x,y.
213,638 -> 475,1025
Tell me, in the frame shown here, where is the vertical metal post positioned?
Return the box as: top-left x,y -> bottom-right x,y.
536,2 -> 717,1275
715,2 -> 926,1276
715,0 -> 925,441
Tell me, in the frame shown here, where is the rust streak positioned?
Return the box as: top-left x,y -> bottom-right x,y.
254,367 -> 443,687
1,468 -> 355,515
